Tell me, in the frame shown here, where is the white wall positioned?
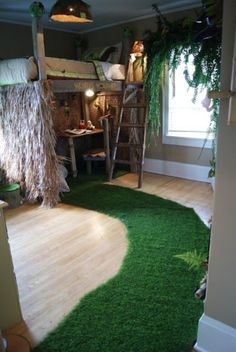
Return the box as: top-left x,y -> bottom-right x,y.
195,0 -> 236,350
0,206 -> 22,330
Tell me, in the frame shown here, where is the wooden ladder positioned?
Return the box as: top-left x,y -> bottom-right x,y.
109,56 -> 147,188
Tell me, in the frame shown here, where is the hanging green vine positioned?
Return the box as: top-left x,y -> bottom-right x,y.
143,1 -> 222,139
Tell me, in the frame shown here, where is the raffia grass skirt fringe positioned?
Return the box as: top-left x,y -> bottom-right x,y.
0,80 -> 60,207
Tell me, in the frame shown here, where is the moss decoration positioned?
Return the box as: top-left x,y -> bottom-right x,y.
29,1 -> 45,18
143,1 -> 222,138
122,26 -> 134,38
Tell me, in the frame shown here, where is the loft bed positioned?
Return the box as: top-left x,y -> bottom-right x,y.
0,12 -> 129,208
0,6 -> 127,91
47,57 -> 125,92
0,56 -> 125,91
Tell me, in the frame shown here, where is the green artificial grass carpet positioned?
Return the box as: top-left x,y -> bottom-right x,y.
34,177 -> 209,352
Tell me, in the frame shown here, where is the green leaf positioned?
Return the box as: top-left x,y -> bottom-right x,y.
174,250 -> 207,271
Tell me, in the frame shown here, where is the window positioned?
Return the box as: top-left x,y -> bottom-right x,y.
163,55 -> 213,148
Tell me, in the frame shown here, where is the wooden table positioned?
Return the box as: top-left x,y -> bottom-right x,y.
58,129 -> 103,177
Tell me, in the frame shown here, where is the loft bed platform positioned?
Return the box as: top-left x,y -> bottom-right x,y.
46,56 -> 124,92
0,56 -> 125,92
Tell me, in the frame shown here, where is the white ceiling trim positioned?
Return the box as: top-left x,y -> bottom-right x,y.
0,18 -> 79,34
79,1 -> 202,34
0,0 -> 202,34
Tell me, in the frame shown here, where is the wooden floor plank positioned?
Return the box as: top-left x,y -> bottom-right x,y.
110,172 -> 213,225
5,203 -> 127,346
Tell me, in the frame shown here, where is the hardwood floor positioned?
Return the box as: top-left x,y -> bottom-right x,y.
4,203 -> 127,347
3,172 -> 213,349
110,172 -> 213,226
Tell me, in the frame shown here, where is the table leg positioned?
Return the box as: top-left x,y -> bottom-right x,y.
68,137 -> 77,177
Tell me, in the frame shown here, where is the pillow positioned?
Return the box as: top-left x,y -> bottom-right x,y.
100,62 -> 125,81
0,57 -> 38,86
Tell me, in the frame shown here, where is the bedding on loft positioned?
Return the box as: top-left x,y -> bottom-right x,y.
0,56 -> 125,86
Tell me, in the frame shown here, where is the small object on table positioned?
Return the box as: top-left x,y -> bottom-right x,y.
79,120 -> 86,129
64,129 -> 87,135
86,120 -> 95,130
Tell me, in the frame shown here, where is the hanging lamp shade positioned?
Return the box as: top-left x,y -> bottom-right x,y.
50,0 -> 93,23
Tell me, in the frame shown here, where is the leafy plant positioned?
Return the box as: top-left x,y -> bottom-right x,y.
208,157 -> 216,178
143,1 -> 222,139
29,1 -> 45,18
175,250 -> 207,271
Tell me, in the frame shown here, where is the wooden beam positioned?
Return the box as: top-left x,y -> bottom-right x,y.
52,80 -> 123,93
102,117 -> 111,173
68,137 -> 77,177
81,93 -> 90,123
31,12 -> 46,79
208,89 -> 236,126
208,90 -> 236,99
228,27 -> 236,124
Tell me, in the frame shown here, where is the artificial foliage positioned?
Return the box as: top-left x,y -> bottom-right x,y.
175,250 -> 207,271
208,157 -> 216,177
144,1 -> 222,138
34,177 -> 209,352
29,1 -> 45,18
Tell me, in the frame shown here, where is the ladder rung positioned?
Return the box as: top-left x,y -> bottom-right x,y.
114,159 -> 142,165
114,159 -> 131,165
116,142 -> 142,148
122,103 -> 146,109
125,81 -> 143,86
119,123 -> 145,128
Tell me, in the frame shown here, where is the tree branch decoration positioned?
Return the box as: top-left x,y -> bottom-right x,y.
0,80 -> 60,208
144,1 -> 222,138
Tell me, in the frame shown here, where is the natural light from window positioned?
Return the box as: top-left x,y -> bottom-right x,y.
163,54 -> 213,148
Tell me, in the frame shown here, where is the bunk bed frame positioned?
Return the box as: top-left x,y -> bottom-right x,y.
0,11 -> 126,207
31,13 -> 124,93
31,11 -> 125,126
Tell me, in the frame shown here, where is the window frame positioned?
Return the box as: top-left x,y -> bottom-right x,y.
162,65 -> 212,149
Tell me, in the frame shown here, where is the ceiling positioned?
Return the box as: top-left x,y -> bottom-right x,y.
0,0 -> 201,33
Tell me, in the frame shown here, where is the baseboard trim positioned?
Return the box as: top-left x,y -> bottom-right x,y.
144,158 -> 210,183
194,314 -> 236,352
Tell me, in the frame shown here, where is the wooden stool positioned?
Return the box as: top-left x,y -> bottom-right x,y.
83,149 -> 106,174
82,116 -> 111,175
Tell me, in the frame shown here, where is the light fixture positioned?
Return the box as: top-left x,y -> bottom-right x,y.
85,89 -> 95,97
50,0 -> 93,23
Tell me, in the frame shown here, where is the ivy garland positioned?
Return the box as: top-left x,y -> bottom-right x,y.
143,1 -> 222,146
